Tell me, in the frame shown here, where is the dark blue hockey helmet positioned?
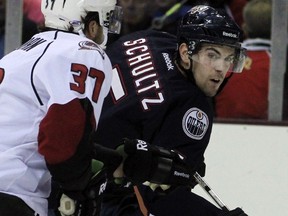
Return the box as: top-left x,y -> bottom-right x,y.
177,5 -> 246,73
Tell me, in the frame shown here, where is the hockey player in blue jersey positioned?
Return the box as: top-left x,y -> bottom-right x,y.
94,5 -> 248,216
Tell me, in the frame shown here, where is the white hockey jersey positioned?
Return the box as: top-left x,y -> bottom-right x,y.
0,31 -> 113,216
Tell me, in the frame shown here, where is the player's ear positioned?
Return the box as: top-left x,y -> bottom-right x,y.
84,20 -> 105,45
87,20 -> 98,39
179,43 -> 190,69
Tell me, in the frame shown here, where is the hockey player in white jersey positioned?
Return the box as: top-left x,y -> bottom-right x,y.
0,0 -> 122,216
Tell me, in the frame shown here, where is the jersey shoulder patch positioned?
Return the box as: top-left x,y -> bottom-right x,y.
182,107 -> 209,140
78,41 -> 105,59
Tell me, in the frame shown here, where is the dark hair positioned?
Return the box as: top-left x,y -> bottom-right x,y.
83,12 -> 100,33
243,0 -> 272,39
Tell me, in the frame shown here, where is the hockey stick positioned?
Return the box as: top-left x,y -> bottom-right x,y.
150,0 -> 188,29
193,172 -> 230,211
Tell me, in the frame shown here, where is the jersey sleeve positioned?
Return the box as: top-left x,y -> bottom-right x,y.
36,39 -> 113,191
38,98 -> 94,191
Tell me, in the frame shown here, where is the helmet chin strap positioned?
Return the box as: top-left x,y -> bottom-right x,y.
177,57 -> 195,84
186,58 -> 195,83
98,27 -> 108,50
176,55 -> 195,83
78,29 -> 86,37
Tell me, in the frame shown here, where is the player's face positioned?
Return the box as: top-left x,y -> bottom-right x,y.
191,44 -> 236,97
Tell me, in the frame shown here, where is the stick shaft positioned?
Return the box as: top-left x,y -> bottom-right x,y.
193,172 -> 229,211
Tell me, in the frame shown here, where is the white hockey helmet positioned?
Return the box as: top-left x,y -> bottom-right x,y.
41,0 -> 122,34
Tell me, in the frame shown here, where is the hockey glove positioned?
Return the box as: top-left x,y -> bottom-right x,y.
58,144 -> 123,216
218,207 -> 248,216
119,138 -> 195,186
58,159 -> 108,216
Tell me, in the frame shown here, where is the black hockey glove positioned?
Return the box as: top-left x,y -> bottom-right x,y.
118,138 -> 195,187
218,207 -> 248,216
58,161 -> 106,216
58,144 -> 123,216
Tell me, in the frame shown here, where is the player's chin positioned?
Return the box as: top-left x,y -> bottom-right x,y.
207,92 -> 217,97
204,87 -> 219,97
